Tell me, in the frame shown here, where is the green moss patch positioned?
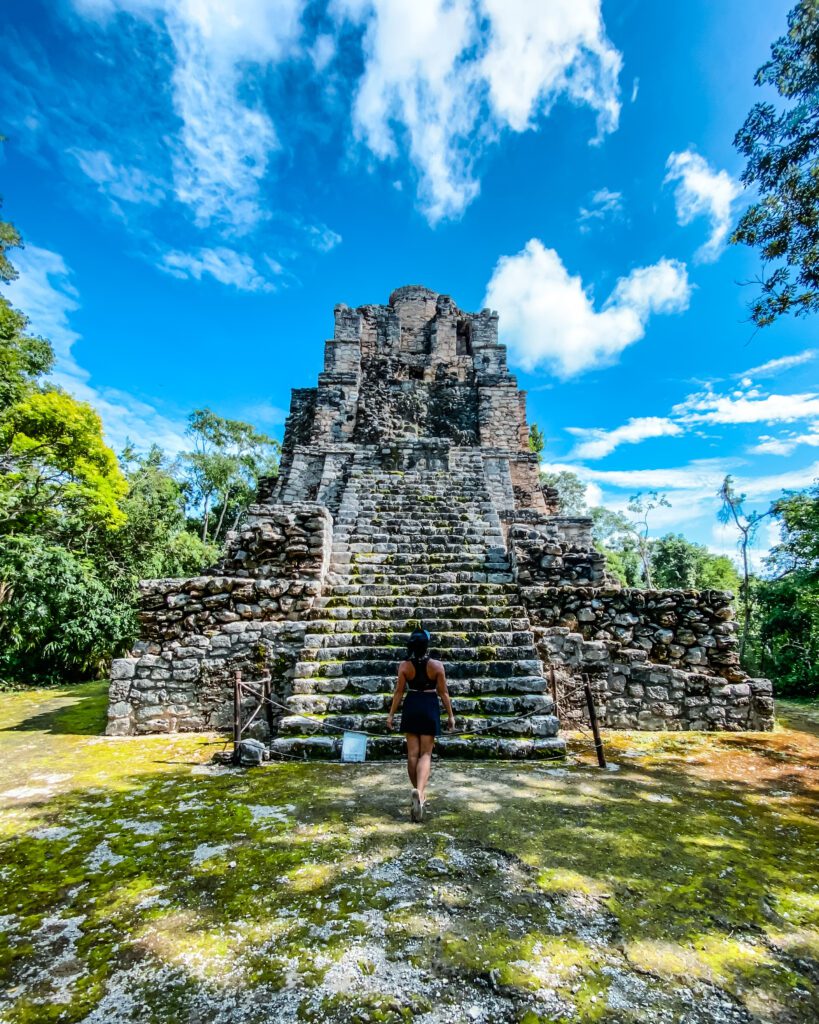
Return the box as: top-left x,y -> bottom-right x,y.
0,685 -> 817,1021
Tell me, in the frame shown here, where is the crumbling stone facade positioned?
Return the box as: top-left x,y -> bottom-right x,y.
107,285 -> 774,752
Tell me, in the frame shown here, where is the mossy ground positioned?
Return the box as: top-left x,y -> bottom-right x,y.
0,684 -> 817,1023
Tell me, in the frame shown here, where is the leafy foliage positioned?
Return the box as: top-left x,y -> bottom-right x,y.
651,533 -> 741,592
754,482 -> 819,695
539,469 -> 587,515
718,476 -> 771,662
528,423 -> 545,459
183,408 -> 279,544
0,389 -> 127,535
732,0 -> 819,326
0,535 -> 133,685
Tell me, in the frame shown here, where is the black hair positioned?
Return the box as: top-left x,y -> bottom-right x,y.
407,627 -> 430,660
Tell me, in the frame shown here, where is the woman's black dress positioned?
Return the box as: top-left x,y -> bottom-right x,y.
399,657 -> 441,737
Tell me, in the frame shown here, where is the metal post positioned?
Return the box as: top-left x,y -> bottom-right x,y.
233,670 -> 242,749
583,678 -> 607,769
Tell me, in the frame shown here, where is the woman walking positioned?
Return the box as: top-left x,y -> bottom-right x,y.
387,628 -> 455,822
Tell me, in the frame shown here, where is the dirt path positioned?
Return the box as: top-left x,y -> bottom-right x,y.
0,685 -> 817,1023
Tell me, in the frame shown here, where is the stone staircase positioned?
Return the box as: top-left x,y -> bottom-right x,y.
270,451 -> 564,759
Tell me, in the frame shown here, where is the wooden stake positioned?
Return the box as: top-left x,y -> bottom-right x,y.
263,673 -> 275,741
583,678 -> 607,769
233,670 -> 242,749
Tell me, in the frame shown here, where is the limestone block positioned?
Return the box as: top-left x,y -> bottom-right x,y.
111,659 -> 137,680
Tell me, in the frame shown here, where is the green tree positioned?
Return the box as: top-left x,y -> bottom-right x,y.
754,481 -> 819,694
183,408 -> 280,544
718,476 -> 771,662
100,445 -> 218,588
626,491 -> 670,589
589,507 -> 643,587
0,200 -> 132,685
732,0 -> 819,326
651,533 -> 741,592
540,469 -> 588,516
0,535 -> 133,685
528,423 -> 545,459
0,200 -> 53,412
0,389 -> 127,537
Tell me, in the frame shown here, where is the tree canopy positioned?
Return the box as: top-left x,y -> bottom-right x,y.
732,0 -> 819,326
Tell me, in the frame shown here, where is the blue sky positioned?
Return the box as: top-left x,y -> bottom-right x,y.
2,0 -> 816,564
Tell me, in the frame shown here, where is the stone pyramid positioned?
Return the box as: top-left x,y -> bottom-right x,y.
107,285 -> 774,753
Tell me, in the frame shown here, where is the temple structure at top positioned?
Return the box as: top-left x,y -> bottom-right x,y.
106,285 -> 774,753
266,284 -> 550,516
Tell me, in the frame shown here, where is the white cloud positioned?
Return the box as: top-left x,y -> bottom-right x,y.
750,424 -> 819,456
69,1 -> 621,228
69,147 -> 166,205
542,458 -> 730,493
568,416 -> 683,459
306,225 -> 343,253
737,349 -> 817,380
675,388 -> 819,426
158,246 -> 279,291
664,149 -> 741,263
334,0 -> 622,223
577,187 -> 623,230
479,0 -> 621,140
484,239 -> 690,377
73,0 -> 305,232
3,244 -> 188,453
545,458 -> 819,507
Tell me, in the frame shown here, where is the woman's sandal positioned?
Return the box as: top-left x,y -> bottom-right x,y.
410,788 -> 422,822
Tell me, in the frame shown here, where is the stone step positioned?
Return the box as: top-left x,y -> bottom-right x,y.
332,542 -> 499,555
335,511 -> 494,523
291,675 -> 550,696
333,537 -> 506,550
327,571 -> 515,585
286,693 -> 555,716
331,556 -> 510,571
316,605 -> 526,622
302,630 -> 535,649
277,712 -> 560,738
293,658 -> 543,679
317,593 -> 518,606
270,735 -> 566,761
306,616 -> 532,632
323,585 -> 515,598
299,644 -> 539,662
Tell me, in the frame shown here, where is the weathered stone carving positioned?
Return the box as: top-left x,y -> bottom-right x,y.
107,285 -> 774,749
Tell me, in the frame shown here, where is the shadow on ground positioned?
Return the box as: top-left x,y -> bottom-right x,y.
0,681 -> 108,736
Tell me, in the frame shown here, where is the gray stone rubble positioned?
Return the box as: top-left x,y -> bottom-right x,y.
107,285 -> 774,751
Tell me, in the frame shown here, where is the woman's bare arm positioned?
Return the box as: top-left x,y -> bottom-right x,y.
434,661 -> 455,730
386,663 -> 407,730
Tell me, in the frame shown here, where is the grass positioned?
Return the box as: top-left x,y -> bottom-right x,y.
0,685 -> 816,1022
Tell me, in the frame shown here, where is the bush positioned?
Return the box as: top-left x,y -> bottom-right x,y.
0,535 -> 133,685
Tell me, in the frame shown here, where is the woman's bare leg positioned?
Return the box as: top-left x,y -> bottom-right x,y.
416,735 -> 435,802
405,734 -> 420,788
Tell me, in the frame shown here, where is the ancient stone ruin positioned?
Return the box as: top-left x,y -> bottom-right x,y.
107,285 -> 774,755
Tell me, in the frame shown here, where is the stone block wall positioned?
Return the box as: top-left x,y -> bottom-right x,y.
535,628 -> 774,732
105,503 -> 332,737
522,586 -> 739,674
505,516 -> 608,587
522,586 -> 775,732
